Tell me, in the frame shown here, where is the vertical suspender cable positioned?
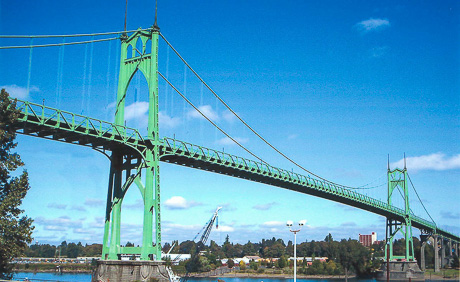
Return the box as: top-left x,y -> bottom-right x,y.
183,65 -> 187,136
200,83 -> 204,140
26,39 -> 34,97
105,39 -> 112,120
113,38 -> 120,115
55,38 -> 65,108
59,39 -> 65,108
87,36 -> 94,116
214,93 -> 218,143
160,33 -> 388,191
81,43 -> 88,114
124,0 -> 128,32
170,48 -> 174,116
136,66 -> 140,102
164,46 -> 169,115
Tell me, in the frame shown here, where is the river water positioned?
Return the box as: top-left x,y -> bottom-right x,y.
12,273 -> 447,282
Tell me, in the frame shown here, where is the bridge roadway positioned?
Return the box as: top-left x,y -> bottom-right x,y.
10,98 -> 460,243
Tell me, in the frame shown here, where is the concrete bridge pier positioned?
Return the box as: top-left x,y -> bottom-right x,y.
434,235 -> 440,272
92,260 -> 170,282
419,234 -> 431,272
441,238 -> 446,268
420,241 -> 426,271
447,239 -> 453,267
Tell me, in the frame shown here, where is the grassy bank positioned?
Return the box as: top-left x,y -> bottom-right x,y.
13,263 -> 93,273
424,268 -> 459,280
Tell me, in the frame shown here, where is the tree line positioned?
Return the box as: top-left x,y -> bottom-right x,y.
21,233 -> 448,277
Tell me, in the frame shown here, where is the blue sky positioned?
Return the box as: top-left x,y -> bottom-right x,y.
0,0 -> 459,247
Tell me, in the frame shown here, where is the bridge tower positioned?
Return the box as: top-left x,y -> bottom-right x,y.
379,160 -> 424,280
385,164 -> 415,261
101,25 -> 162,261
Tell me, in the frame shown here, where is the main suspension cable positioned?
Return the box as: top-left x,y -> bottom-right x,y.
160,32 -> 382,190
158,71 -> 266,164
0,28 -> 152,38
0,37 -> 118,49
408,173 -> 436,225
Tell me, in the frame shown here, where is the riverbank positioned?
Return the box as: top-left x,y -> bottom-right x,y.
214,272 -> 354,280
13,265 -> 459,281
13,263 -> 93,274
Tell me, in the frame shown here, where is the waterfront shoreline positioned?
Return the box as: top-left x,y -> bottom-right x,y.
14,269 -> 459,281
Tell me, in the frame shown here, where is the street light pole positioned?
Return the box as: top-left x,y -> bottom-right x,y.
287,220 -> 306,282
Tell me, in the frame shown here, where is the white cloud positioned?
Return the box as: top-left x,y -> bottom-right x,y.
35,216 -> 83,229
124,199 -> 144,210
118,102 -> 180,128
71,205 -> 87,212
44,225 -> 67,232
391,153 -> 460,172
47,203 -> 67,210
84,198 -> 104,207
216,136 -> 249,146
355,18 -> 390,33
287,134 -> 298,140
211,203 -> 237,212
253,202 -> 277,210
162,222 -> 200,231
222,110 -> 237,123
188,105 -> 219,121
74,228 -> 95,234
261,221 -> 284,227
1,84 -> 39,99
370,46 -> 389,58
125,101 -> 149,120
164,196 -> 201,210
215,225 -> 235,232
159,111 -> 181,128
89,217 -> 105,229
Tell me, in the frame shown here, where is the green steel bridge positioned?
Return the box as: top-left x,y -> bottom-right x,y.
2,24 -> 459,269
10,98 -> 460,243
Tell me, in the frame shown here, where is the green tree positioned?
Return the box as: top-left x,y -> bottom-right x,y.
278,256 -> 288,268
239,260 -> 246,270
227,258 -> 235,268
0,89 -> 34,279
249,260 -> 259,270
452,254 -> 459,268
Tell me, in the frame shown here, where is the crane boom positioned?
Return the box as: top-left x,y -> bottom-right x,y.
199,206 -> 221,245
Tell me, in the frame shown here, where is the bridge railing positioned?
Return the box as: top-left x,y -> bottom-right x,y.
13,99 -> 146,147
6,98 -> 447,238
161,137 -> 437,225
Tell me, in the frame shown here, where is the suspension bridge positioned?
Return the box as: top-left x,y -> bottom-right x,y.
1,13 -> 459,279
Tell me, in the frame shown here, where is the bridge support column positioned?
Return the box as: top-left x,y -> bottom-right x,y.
434,235 -> 440,272
441,237 -> 445,268
101,26 -> 162,261
420,242 -> 426,271
385,166 -> 415,261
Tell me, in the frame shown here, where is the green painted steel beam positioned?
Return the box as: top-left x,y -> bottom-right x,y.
9,100 -> 460,244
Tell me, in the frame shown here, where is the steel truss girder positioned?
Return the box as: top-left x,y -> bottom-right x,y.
10,104 -> 459,243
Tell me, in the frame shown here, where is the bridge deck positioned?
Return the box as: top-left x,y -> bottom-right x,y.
10,99 -> 459,242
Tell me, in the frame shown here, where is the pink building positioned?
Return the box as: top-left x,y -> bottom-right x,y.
359,232 -> 377,247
